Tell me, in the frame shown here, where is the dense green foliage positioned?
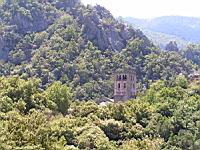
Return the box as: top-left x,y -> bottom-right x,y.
0,76 -> 200,149
0,0 -> 200,149
0,77 -> 73,114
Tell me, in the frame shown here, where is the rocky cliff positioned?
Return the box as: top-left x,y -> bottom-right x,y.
0,0 -> 151,60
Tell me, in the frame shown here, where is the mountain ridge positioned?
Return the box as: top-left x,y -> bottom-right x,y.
0,0 -> 198,101
0,1 -> 151,61
124,16 -> 200,47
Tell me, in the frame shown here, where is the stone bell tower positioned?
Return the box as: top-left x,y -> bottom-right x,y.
114,70 -> 137,102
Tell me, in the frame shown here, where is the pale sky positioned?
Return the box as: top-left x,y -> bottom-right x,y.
81,0 -> 200,19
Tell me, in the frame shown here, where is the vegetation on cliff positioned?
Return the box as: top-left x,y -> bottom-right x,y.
0,0 -> 200,149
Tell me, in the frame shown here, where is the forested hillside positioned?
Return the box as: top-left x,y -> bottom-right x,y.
0,0 -> 200,149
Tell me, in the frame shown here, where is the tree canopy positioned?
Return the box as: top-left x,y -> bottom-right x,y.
0,0 -> 200,149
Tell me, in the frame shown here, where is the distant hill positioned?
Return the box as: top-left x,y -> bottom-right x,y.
124,16 -> 200,48
141,29 -> 189,48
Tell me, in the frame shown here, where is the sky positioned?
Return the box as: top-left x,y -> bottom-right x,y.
81,0 -> 200,19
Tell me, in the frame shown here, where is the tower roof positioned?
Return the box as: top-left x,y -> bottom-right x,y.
114,69 -> 136,74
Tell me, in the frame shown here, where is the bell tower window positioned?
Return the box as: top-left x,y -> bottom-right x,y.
118,83 -> 121,89
119,75 -> 122,80
124,83 -> 126,88
123,75 -> 127,80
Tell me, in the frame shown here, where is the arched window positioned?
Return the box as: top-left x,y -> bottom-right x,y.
124,83 -> 126,89
123,75 -> 127,80
119,75 -> 122,80
118,83 -> 121,89
125,75 -> 127,80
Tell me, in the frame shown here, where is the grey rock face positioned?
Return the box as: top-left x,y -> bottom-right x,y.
0,1 -> 61,60
0,26 -> 20,60
75,5 -> 147,51
10,4 -> 60,33
0,0 -> 150,61
0,37 -> 6,59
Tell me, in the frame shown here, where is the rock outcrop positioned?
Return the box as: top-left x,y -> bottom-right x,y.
0,0 -> 151,60
75,4 -> 149,51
